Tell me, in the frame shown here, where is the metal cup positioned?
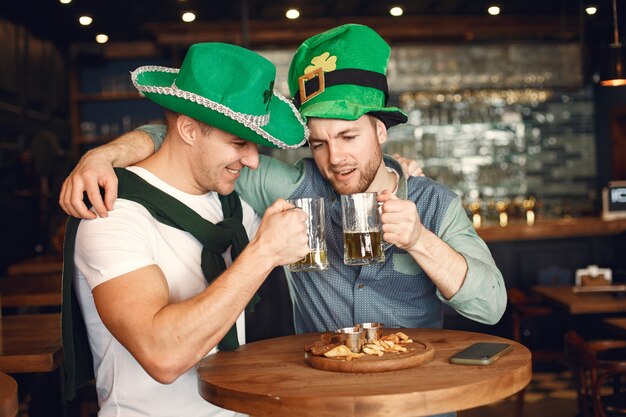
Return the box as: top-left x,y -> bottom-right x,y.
359,322 -> 384,342
335,327 -> 365,353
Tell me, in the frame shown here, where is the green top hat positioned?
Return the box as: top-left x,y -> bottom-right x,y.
288,24 -> 407,128
132,43 -> 308,149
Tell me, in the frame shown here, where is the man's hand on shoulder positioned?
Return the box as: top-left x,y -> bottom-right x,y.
59,149 -> 118,219
59,129 -> 157,219
392,153 -> 424,177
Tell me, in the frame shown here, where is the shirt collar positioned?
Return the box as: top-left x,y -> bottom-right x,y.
383,154 -> 408,200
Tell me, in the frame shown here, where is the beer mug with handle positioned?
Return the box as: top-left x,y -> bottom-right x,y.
340,192 -> 385,266
287,197 -> 329,272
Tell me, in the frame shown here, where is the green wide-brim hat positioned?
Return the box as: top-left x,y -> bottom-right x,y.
132,43 -> 308,149
288,24 -> 407,128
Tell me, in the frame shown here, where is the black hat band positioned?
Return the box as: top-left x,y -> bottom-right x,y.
294,68 -> 389,108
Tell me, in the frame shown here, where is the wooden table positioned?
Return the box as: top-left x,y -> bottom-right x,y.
197,329 -> 531,417
0,314 -> 62,373
0,275 -> 62,308
0,372 -> 17,417
532,286 -> 626,315
604,317 -> 626,338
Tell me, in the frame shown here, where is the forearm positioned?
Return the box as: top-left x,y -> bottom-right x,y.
92,130 -> 155,167
443,254 -> 506,325
401,214 -> 505,324
405,228 -> 468,299
90,241 -> 277,384
235,155 -> 305,213
148,245 -> 277,381
432,198 -> 506,324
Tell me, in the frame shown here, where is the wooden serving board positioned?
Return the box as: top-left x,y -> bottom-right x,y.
304,340 -> 435,373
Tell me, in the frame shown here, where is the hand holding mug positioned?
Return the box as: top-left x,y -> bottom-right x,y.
253,199 -> 310,267
378,190 -> 424,251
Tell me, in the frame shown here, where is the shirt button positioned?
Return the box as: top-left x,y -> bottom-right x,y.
358,284 -> 365,289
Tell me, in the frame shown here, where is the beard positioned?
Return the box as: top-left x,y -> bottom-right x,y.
325,146 -> 383,195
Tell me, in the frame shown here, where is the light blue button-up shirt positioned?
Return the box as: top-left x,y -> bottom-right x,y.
235,155 -> 507,333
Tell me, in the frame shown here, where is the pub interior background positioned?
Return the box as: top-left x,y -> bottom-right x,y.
1,0 -> 626,415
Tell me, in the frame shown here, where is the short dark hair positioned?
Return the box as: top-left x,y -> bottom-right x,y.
164,109 -> 213,135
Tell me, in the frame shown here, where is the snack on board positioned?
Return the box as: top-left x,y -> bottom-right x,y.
362,331 -> 414,356
305,330 -> 415,360
304,341 -> 343,356
323,344 -> 365,360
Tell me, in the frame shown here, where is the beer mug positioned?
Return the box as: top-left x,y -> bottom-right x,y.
340,192 -> 385,265
287,197 -> 329,272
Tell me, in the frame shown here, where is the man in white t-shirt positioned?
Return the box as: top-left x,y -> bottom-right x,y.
64,42 -> 310,417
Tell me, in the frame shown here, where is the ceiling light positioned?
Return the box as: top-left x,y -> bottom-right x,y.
390,7 -> 403,17
286,9 -> 300,19
182,12 -> 196,22
487,6 -> 500,16
59,0 -> 72,4
600,0 -> 626,86
95,34 -> 109,44
79,16 -> 93,26
585,6 -> 597,15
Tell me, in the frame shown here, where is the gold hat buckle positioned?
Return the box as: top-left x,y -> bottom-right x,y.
298,67 -> 325,105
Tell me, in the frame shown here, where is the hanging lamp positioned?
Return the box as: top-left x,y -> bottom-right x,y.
600,0 -> 626,86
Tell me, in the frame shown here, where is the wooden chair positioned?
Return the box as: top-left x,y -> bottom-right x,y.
75,381 -> 99,417
6,254 -> 63,277
0,372 -> 18,417
508,287 -> 555,417
564,331 -> 626,417
508,288 -> 554,349
0,274 -> 62,310
509,264 -> 571,362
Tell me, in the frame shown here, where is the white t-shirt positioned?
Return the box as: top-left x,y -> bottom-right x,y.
74,166 -> 260,417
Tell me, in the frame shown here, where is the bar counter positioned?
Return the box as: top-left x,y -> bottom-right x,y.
463,216 -> 626,293
476,217 -> 626,243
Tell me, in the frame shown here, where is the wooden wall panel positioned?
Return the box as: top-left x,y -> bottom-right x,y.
0,19 -> 17,95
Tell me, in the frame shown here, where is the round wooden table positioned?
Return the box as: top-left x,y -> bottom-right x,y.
0,372 -> 18,417
197,328 -> 531,417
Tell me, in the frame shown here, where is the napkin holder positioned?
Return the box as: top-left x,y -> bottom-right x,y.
575,265 -> 612,287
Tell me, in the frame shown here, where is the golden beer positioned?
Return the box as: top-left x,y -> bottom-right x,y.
343,230 -> 385,265
288,249 -> 329,272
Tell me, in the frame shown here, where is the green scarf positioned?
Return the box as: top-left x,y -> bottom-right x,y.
62,167 -> 259,400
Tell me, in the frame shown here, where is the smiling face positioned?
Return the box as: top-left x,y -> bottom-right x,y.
191,123 -> 260,195
307,115 -> 388,195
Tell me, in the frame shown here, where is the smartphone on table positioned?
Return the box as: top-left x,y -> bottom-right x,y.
449,342 -> 513,365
